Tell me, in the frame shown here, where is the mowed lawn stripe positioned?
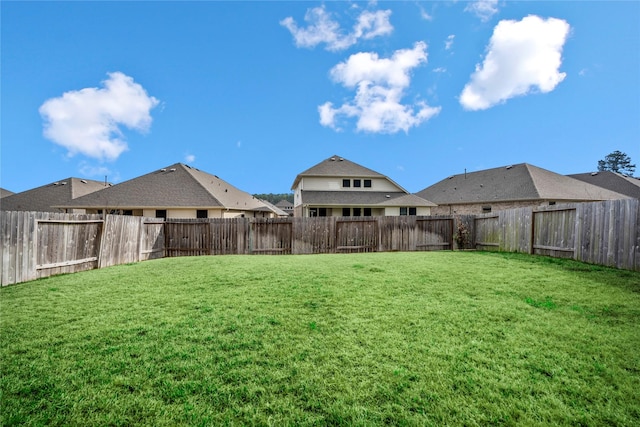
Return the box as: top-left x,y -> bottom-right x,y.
1,251 -> 639,426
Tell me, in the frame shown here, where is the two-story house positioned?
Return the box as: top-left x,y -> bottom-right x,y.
291,155 -> 436,217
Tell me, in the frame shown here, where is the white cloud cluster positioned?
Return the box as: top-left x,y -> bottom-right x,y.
39,72 -> 159,161
280,6 -> 393,51
445,35 -> 455,51
319,42 -> 441,133
460,15 -> 570,111
465,0 -> 499,22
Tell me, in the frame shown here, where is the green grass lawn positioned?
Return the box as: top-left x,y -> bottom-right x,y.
1,251 -> 639,426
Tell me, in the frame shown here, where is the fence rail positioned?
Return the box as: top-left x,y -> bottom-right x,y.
1,199 -> 638,286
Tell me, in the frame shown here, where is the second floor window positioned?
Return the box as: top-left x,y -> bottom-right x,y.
364,179 -> 372,188
353,179 -> 361,187
343,179 -> 350,188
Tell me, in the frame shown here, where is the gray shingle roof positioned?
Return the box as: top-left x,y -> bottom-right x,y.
300,191 -> 436,207
292,154 -> 406,191
416,163 -> 629,205
59,163 -> 269,211
1,178 -> 108,212
568,171 -> 640,199
1,188 -> 15,198
275,200 -> 294,208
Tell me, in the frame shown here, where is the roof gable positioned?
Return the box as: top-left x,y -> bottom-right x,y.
292,155 -> 407,192
417,163 -> 628,204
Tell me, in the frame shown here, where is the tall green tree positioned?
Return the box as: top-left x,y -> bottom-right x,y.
597,150 -> 636,175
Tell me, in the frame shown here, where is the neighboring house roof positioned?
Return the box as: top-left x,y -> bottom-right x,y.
256,199 -> 289,217
301,191 -> 436,207
1,178 -> 108,212
58,163 -> 273,213
568,171 -> 640,199
416,163 -> 629,205
292,154 -> 408,192
275,199 -> 294,209
1,188 -> 14,198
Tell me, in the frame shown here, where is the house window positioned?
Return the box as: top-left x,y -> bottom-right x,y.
482,206 -> 492,213
342,179 -> 351,188
197,209 -> 208,219
549,201 -> 556,206
353,179 -> 361,188
310,208 -> 318,217
364,208 -> 372,216
318,208 -> 327,217
364,179 -> 372,188
353,207 -> 362,217
123,210 -> 133,216
342,208 -> 350,217
409,207 -> 417,215
156,209 -> 167,219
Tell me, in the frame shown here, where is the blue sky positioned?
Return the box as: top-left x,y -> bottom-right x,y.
2,1 -> 639,195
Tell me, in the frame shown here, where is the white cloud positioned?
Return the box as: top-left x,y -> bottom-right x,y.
417,4 -> 433,21
79,162 -> 111,178
319,42 -> 441,133
433,67 -> 447,73
459,15 -> 570,111
185,154 -> 196,163
39,72 -> 159,161
445,35 -> 455,50
280,6 -> 392,51
465,0 -> 499,22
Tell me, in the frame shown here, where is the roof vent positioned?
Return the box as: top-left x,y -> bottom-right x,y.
61,182 -> 67,185
170,168 -> 176,172
330,157 -> 336,161
506,165 -> 513,170
339,157 -> 344,161
161,168 -> 167,172
385,195 -> 391,198
80,179 -> 87,184
448,176 -> 454,179
591,172 -> 598,176
53,182 -> 59,186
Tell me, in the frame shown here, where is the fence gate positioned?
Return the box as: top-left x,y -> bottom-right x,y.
336,219 -> 378,253
532,207 -> 577,259
416,218 -> 453,251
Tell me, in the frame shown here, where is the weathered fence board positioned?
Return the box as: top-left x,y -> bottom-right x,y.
533,206 -> 576,259
336,218 -> 378,253
250,218 -> 293,255
292,217 -> 335,254
416,217 -> 454,251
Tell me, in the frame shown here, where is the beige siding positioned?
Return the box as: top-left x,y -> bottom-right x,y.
296,177 -> 402,192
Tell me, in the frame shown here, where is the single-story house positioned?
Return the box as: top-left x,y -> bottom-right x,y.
567,171 -> 640,200
291,155 -> 436,217
58,163 -> 286,219
416,163 -> 629,215
1,178 -> 109,213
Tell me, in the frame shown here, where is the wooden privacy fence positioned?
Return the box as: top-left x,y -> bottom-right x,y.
1,199 -> 638,286
473,199 -> 640,271
1,212 -> 164,286
163,216 -> 459,256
